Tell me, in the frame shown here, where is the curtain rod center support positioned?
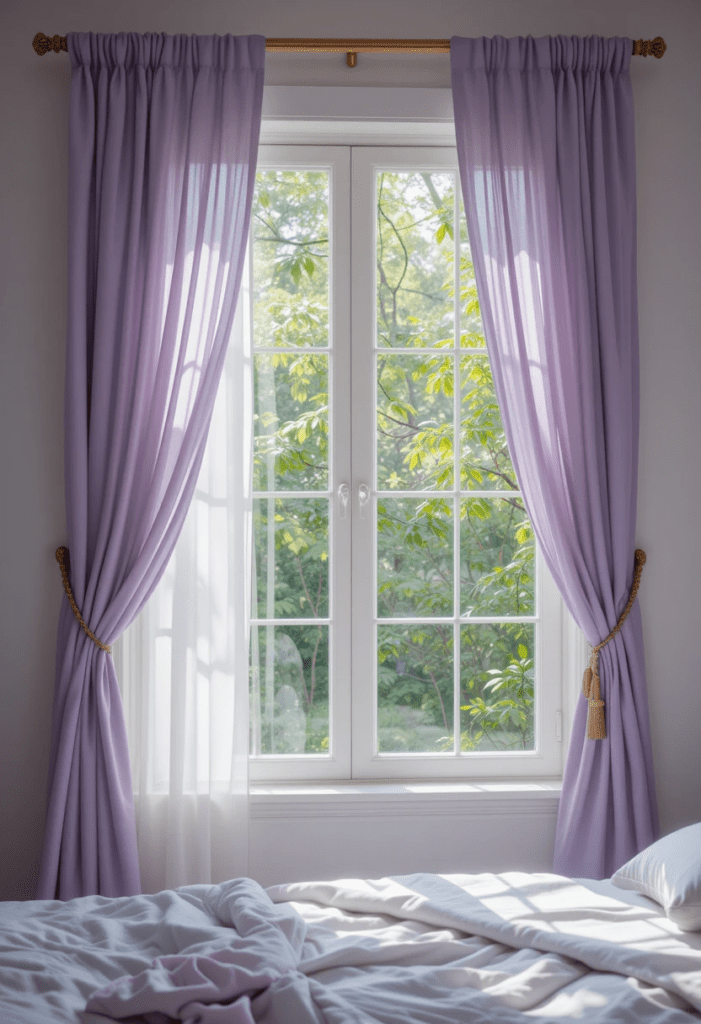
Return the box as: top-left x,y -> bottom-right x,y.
347,51 -> 358,68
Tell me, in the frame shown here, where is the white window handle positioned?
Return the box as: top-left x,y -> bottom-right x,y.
358,484 -> 370,520
337,483 -> 350,520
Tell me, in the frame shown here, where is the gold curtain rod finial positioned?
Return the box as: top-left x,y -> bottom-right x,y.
632,36 -> 666,59
33,32 -> 67,56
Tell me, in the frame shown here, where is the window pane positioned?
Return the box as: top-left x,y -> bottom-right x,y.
460,624 -> 535,751
376,171 -> 455,350
253,352 -> 328,492
254,498 -> 329,619
378,497 -> 453,618
253,170 -> 329,349
460,355 -> 516,490
377,352 -> 454,490
460,498 -> 534,617
377,624 -> 454,752
250,625 -> 329,755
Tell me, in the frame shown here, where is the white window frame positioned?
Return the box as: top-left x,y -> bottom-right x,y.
248,88 -> 580,784
350,146 -> 562,779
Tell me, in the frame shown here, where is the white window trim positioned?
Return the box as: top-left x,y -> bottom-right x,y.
260,86 -> 457,147
249,779 -> 563,821
249,85 -> 588,797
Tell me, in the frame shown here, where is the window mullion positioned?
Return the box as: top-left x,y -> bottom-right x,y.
453,178 -> 461,757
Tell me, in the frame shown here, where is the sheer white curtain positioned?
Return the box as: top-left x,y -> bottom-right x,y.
115,256 -> 253,895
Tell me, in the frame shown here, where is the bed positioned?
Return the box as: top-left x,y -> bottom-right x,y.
2,826 -> 701,1023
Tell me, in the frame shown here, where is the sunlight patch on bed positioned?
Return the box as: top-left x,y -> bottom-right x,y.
528,986 -> 609,1018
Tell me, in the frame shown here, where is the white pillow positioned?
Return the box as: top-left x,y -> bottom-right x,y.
611,823 -> 701,931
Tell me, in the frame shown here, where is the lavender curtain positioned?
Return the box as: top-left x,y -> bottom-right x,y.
37,33 -> 265,900
451,36 -> 658,878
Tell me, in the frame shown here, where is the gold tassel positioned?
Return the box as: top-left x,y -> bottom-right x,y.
584,650 -> 606,740
587,699 -> 606,740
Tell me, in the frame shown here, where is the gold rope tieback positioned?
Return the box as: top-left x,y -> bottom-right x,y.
55,546 -> 111,653
582,549 -> 646,741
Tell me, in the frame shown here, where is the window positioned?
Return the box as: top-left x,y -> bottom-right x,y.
248,144 -> 563,783
115,105 -> 574,799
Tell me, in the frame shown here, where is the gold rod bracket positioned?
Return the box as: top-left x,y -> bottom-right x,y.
347,51 -> 358,67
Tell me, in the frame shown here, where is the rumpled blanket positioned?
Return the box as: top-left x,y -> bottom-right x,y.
80,873 -> 701,1024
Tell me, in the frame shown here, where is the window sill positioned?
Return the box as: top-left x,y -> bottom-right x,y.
249,779 -> 562,820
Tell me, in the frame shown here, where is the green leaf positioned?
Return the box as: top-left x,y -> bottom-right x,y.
518,643 -> 528,659
468,499 -> 491,520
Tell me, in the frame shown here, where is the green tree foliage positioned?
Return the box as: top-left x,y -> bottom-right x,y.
250,169 -> 535,756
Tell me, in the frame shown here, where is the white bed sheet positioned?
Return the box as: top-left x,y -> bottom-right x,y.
0,872 -> 699,1024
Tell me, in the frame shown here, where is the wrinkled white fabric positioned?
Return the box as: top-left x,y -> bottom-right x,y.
2,873 -> 701,1024
80,873 -> 701,1022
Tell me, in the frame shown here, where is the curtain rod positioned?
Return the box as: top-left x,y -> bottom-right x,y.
33,33 -> 666,67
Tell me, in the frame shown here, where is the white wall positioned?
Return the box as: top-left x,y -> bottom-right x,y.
1,0 -> 699,899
